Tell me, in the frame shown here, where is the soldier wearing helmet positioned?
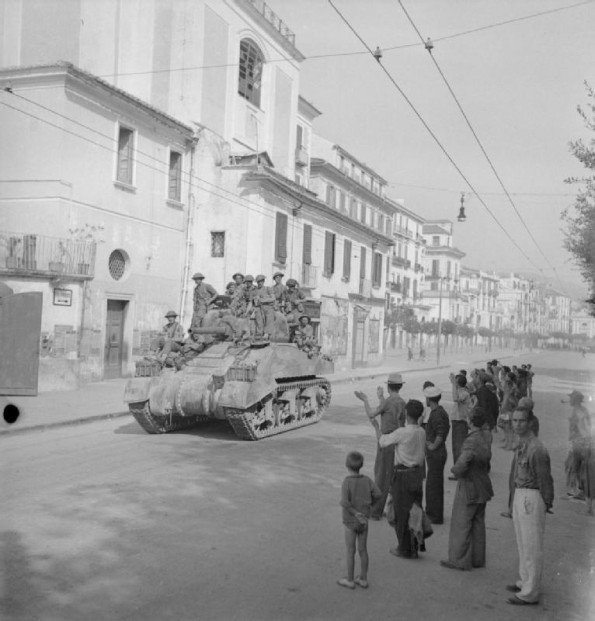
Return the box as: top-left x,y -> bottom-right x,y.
271,271 -> 286,311
157,310 -> 185,360
191,272 -> 218,331
231,274 -> 254,318
251,275 -> 276,339
282,279 -> 307,323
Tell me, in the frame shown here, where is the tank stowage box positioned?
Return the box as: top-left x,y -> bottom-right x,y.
123,313 -> 332,440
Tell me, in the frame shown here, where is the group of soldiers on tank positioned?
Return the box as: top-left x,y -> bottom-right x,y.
152,270 -> 319,370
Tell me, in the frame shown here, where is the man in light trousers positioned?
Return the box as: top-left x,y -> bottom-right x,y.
506,408 -> 554,606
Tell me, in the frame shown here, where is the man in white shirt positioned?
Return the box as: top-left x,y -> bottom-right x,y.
371,399 -> 426,559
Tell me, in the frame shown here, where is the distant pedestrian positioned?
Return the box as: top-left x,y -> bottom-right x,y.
441,407 -> 493,571
506,408 -> 554,606
562,390 -> 591,501
338,451 -> 381,590
355,373 -> 406,519
408,346 -> 414,361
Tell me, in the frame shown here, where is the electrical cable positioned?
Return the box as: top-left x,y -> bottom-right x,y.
397,0 -> 570,293
0,92 -> 392,251
327,0 -> 544,274
91,0 -> 595,79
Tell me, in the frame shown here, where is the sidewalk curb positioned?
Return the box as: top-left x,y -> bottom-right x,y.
1,352 -> 521,436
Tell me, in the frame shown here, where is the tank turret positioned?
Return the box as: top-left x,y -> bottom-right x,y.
124,311 -> 332,440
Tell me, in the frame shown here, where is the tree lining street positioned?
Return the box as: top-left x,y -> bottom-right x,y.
2,351 -> 594,621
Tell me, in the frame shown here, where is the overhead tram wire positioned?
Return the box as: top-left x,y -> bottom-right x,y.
92,0 -> 595,80
327,0 -> 544,274
0,93 -> 370,249
397,0 -> 569,291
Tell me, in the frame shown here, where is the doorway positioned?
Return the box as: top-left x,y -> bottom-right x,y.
104,300 -> 127,379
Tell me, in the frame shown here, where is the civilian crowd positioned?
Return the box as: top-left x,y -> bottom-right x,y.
343,360 -> 593,608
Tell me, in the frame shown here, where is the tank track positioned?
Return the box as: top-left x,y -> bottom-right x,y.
128,401 -> 209,434
225,377 -> 332,441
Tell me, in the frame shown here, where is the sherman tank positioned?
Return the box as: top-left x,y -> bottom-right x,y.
123,310 -> 332,440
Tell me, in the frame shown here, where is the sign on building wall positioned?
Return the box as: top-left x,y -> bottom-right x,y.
53,288 -> 72,306
320,297 -> 349,356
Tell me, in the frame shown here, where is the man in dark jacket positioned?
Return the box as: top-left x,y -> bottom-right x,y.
475,372 -> 500,430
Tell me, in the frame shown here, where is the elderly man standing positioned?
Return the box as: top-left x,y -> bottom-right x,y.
355,373 -> 406,520
190,272 -> 218,332
371,399 -> 426,559
506,407 -> 554,606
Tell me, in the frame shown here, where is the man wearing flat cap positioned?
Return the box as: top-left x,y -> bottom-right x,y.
423,385 -> 450,524
355,372 -> 407,520
190,273 -> 218,332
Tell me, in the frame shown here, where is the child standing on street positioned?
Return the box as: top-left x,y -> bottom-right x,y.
338,451 -> 381,590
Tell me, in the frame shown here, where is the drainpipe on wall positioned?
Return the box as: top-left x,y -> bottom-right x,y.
180,132 -> 200,326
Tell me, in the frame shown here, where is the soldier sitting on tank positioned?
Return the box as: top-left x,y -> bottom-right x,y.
169,331 -> 208,370
294,315 -> 320,358
149,310 -> 185,363
282,279 -> 307,324
230,274 -> 254,318
217,311 -> 251,344
225,281 -> 236,297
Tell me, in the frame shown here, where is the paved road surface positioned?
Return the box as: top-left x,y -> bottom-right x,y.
2,351 -> 594,620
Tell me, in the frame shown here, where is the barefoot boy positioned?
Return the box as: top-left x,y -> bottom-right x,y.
338,451 -> 381,589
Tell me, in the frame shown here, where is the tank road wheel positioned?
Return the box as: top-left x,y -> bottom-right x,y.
128,401 -> 206,434
225,379 -> 332,440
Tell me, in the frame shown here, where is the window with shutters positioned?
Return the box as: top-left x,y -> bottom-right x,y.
303,224 -> 312,265
350,198 -> 357,219
378,214 -> 384,232
168,150 -> 182,201
238,39 -> 263,107
360,203 -> 366,224
343,239 -> 352,281
432,259 -> 440,277
372,252 -> 382,287
360,246 -> 367,279
326,184 -> 336,208
338,190 -> 346,212
211,232 -> 225,257
323,231 -> 336,276
275,212 -> 288,264
116,126 -> 134,185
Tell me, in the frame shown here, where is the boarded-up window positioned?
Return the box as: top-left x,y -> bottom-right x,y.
360,246 -> 367,279
324,231 -> 336,276
117,126 -> 134,184
168,151 -> 182,201
303,224 -> 312,265
275,212 -> 288,264
373,252 -> 382,287
343,239 -> 352,280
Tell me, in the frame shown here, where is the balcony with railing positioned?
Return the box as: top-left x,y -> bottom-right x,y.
246,0 -> 296,46
392,255 -> 407,268
0,232 -> 96,279
359,278 -> 372,297
387,281 -> 402,293
301,264 -> 319,288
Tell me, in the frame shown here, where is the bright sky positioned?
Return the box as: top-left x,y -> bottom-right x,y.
266,0 -> 595,295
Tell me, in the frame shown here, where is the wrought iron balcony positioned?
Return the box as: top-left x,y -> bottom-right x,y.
392,255 -> 407,267
0,232 -> 96,279
387,281 -> 401,293
247,0 -> 296,46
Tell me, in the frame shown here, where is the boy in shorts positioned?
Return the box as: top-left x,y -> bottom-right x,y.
338,451 -> 381,589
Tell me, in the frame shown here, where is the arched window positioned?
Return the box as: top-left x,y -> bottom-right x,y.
238,39 -> 264,107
